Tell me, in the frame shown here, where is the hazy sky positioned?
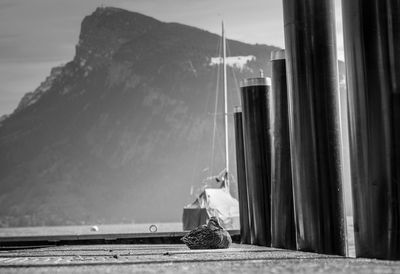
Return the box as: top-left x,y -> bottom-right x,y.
0,0 -> 343,116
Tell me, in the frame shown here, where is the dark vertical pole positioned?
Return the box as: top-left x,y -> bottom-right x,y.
234,107 -> 251,244
342,0 -> 400,259
282,0 -> 346,255
270,50 -> 296,250
393,0 -> 400,260
395,0 -> 400,261
240,77 -> 271,246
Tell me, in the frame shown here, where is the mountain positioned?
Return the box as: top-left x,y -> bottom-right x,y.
0,7 -> 281,227
0,7 -> 349,227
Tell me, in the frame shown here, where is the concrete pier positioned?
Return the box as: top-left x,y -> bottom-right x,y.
1,244 -> 400,273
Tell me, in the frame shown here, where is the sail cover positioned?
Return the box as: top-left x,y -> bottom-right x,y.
182,188 -> 239,230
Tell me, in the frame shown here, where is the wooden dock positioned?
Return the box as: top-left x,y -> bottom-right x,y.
1,244 -> 400,273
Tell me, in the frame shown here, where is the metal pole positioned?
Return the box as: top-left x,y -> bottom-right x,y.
270,50 -> 296,250
234,107 -> 251,244
222,22 -> 229,190
282,0 -> 346,255
240,76 -> 271,246
342,0 -> 400,259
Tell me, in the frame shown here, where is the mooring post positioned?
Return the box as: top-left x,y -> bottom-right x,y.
234,106 -> 251,244
342,0 -> 400,259
282,0 -> 346,255
270,49 -> 296,250
240,76 -> 271,246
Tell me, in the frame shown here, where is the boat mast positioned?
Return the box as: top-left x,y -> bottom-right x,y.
222,21 -> 229,191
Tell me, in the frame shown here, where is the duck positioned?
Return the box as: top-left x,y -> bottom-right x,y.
181,216 -> 232,249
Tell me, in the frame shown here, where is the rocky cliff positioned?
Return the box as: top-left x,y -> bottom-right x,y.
0,7 -> 281,226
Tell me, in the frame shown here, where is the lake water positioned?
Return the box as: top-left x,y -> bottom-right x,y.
0,222 -> 183,237
0,217 -> 355,257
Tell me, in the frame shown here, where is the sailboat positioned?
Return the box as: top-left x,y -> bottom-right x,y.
182,22 -> 240,231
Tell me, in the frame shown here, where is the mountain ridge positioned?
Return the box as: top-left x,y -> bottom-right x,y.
1,7 -> 345,227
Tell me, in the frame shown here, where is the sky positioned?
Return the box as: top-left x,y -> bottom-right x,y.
0,0 -> 344,116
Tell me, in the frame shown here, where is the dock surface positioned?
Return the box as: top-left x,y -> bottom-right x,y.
1,244 -> 400,273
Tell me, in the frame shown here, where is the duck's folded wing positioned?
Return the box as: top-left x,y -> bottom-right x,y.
218,231 -> 232,248
182,227 -> 222,249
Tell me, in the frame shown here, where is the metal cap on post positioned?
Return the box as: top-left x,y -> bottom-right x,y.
270,49 -> 296,250
240,75 -> 271,246
240,77 -> 271,88
234,106 -> 242,113
270,49 -> 285,61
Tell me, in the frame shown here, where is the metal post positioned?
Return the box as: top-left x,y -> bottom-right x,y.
240,76 -> 271,246
222,22 -> 229,190
234,107 -> 251,244
270,50 -> 296,250
282,0 -> 346,255
342,0 -> 400,259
